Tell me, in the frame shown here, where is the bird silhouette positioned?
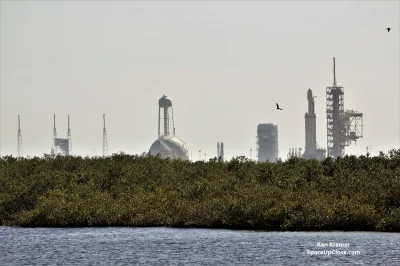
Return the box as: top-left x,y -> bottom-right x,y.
386,27 -> 391,32
276,103 -> 283,110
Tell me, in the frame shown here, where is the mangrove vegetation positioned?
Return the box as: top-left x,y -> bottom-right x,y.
1,150 -> 400,231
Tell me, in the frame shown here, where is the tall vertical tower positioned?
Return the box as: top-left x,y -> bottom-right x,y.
158,95 -> 174,138
326,57 -> 345,158
67,115 -> 72,155
149,95 -> 188,160
257,123 -> 279,162
17,115 -> 23,157
220,142 -> 224,161
103,114 -> 108,157
326,58 -> 364,158
52,114 -> 57,155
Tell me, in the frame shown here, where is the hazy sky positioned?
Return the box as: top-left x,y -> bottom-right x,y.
1,0 -> 399,160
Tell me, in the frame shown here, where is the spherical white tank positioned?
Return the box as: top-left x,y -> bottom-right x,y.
149,135 -> 188,160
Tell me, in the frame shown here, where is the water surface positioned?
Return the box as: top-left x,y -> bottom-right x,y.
1,227 -> 399,265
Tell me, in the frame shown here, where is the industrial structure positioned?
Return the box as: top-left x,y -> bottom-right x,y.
149,95 -> 189,160
7,58 -> 366,159
257,123 -> 279,162
287,148 -> 302,159
103,114 -> 108,157
67,115 -> 72,155
326,57 -> 363,158
17,115 -> 23,157
303,89 -> 326,160
217,141 -> 224,161
51,114 -> 71,156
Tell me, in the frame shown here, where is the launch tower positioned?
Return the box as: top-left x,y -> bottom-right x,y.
51,114 -> 71,156
326,58 -> 363,158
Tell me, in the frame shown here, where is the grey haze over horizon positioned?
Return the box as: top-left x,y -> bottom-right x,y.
1,1 -> 399,160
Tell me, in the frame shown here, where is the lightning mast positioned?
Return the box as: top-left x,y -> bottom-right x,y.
52,114 -> 57,155
17,115 -> 23,157
326,57 -> 345,158
220,142 -> 224,161
103,114 -> 108,156
67,115 -> 72,155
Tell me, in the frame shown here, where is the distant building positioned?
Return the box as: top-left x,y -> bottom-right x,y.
53,138 -> 70,155
257,123 -> 279,162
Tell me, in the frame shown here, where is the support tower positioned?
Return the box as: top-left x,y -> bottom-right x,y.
326,57 -> 364,158
326,57 -> 345,157
17,115 -> 23,157
217,141 -> 224,161
67,115 -> 72,155
220,142 -> 224,161
52,114 -> 57,155
149,95 -> 188,160
103,114 -> 108,157
51,114 -> 70,156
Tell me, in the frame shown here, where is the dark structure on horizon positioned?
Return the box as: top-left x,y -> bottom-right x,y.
303,88 -> 326,160
51,114 -> 72,156
257,123 -> 279,162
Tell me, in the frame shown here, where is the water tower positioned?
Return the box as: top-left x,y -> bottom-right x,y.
149,95 -> 189,160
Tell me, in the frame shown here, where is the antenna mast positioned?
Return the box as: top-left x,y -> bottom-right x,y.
53,114 -> 57,155
67,115 -> 72,155
17,115 -> 23,157
103,114 -> 108,156
333,57 -> 337,86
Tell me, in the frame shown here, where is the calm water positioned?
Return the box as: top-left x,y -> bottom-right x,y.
1,227 -> 399,265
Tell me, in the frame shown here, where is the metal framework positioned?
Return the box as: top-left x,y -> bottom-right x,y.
158,95 -> 175,138
51,114 -> 72,156
326,84 -> 345,157
343,109 -> 363,146
17,115 -> 23,157
326,57 -> 363,158
103,114 -> 108,156
287,147 -> 302,159
220,142 -> 224,161
67,115 -> 72,155
52,114 -> 57,155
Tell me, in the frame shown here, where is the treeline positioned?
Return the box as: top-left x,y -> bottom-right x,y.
0,150 -> 399,231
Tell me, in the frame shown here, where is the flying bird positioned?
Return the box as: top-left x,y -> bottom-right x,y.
386,27 -> 391,32
276,103 -> 283,110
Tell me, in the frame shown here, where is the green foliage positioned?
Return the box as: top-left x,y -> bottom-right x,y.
1,150 -> 400,231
